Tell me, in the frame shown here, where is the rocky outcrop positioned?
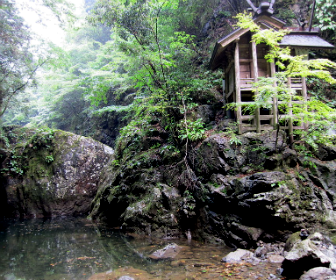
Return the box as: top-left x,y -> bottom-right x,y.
191,132 -> 336,247
0,127 -> 114,218
89,129 -> 336,246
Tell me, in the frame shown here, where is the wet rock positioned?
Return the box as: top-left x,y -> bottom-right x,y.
300,229 -> 310,239
255,241 -> 272,259
268,273 -> 280,280
118,277 -> 135,280
282,232 -> 336,279
149,243 -> 183,260
221,248 -> 253,263
88,267 -> 152,280
204,165 -> 336,247
299,267 -> 335,280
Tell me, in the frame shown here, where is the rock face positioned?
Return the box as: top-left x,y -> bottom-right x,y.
190,132 -> 336,247
0,127 -> 114,218
89,130 -> 336,246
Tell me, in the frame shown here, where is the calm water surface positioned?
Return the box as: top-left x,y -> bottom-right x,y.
0,217 -> 281,280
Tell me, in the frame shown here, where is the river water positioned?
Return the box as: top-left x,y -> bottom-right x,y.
0,217 -> 282,280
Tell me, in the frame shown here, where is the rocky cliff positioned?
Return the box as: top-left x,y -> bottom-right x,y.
89,129 -> 336,247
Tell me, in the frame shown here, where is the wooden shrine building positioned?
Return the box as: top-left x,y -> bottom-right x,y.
209,0 -> 334,134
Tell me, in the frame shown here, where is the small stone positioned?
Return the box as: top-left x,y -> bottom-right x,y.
194,263 -> 212,267
222,249 -> 253,263
267,254 -> 285,264
118,277 -> 135,280
177,260 -> 186,266
300,229 -> 309,240
276,268 -> 283,275
171,260 -> 179,267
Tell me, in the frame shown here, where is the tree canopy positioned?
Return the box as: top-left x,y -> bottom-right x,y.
0,0 -> 37,117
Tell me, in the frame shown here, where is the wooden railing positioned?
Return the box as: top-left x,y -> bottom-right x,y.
289,77 -> 302,89
239,77 -> 302,89
240,78 -> 254,88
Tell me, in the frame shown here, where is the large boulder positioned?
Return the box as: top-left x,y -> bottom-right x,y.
282,232 -> 336,279
1,128 -> 114,218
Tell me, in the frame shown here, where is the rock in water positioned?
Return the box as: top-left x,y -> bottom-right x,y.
221,248 -> 254,263
118,277 -> 135,280
149,243 -> 182,260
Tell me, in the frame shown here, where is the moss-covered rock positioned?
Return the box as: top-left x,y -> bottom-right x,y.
0,127 -> 114,218
89,130 -> 336,247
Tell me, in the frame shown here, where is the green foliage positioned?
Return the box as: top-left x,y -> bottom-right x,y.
86,0 -> 217,148
45,155 -> 54,163
29,128 -> 54,149
308,77 -> 336,108
293,143 -> 317,169
93,105 -> 134,116
315,0 -> 336,42
0,127 -> 10,148
1,152 -> 25,176
178,118 -> 206,142
111,159 -> 120,167
0,0 -> 77,121
0,127 -> 56,177
236,14 -> 336,80
2,0 -> 223,153
223,122 -> 242,145
183,190 -> 194,200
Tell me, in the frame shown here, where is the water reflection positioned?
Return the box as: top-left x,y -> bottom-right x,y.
0,217 -> 153,280
1,218 -> 274,280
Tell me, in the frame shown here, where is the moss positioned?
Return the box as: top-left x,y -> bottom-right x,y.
330,235 -> 336,245
107,185 -> 121,203
284,231 -> 301,251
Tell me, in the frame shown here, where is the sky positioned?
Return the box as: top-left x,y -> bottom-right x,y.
17,0 -> 85,46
